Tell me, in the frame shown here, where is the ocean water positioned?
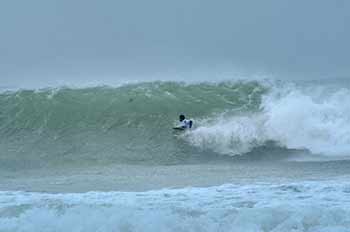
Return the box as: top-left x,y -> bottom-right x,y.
1,78 -> 350,231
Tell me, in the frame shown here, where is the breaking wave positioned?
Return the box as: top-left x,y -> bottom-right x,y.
186,84 -> 350,156
1,79 -> 350,170
1,180 -> 350,232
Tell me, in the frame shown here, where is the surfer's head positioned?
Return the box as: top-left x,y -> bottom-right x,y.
179,114 -> 185,121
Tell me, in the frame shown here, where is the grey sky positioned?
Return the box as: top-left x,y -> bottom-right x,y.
1,0 -> 349,87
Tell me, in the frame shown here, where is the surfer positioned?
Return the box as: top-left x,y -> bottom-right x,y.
173,114 -> 193,130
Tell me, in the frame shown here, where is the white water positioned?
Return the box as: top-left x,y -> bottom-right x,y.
1,180 -> 350,232
186,84 -> 350,156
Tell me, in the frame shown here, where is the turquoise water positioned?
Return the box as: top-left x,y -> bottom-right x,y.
1,79 -> 350,231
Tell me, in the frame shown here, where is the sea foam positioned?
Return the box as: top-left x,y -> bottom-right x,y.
1,180 -> 350,232
186,84 -> 350,156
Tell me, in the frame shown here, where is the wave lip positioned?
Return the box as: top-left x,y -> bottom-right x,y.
186,83 -> 350,157
263,87 -> 350,155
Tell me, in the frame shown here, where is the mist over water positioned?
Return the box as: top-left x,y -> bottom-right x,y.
1,0 -> 350,88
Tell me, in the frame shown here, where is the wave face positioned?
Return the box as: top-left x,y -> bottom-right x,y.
1,80 -> 350,169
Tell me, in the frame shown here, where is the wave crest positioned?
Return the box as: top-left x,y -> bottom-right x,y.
186,85 -> 350,156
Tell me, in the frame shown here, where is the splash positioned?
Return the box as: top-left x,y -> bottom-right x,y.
186,83 -> 350,156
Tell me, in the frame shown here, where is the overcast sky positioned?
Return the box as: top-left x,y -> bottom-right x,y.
1,0 -> 349,87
